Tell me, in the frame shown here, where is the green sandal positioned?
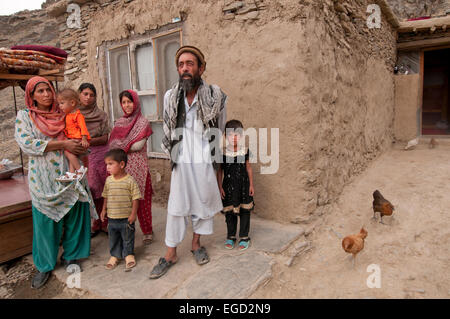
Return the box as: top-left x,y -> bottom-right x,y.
225,239 -> 235,250
238,239 -> 251,251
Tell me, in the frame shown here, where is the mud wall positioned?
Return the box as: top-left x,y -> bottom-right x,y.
2,0 -> 397,223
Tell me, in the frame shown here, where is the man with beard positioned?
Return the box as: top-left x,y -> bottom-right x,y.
149,46 -> 227,279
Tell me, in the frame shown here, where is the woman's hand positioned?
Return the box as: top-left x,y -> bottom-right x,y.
249,185 -> 254,196
219,187 -> 226,199
64,139 -> 86,155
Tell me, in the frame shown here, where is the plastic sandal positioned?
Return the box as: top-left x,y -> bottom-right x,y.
225,239 -> 235,250
143,233 -> 153,245
124,255 -> 136,272
55,172 -> 76,182
105,256 -> 119,270
238,239 -> 251,251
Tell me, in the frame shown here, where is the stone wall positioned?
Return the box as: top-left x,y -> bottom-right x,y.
387,0 -> 450,20
0,6 -> 61,165
1,0 -> 398,223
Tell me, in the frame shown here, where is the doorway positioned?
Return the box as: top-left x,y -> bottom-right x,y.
421,48 -> 450,135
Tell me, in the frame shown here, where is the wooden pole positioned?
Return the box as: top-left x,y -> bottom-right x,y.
12,85 -> 25,176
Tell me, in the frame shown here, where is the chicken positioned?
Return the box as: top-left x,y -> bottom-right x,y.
372,190 -> 394,224
404,137 -> 419,150
342,228 -> 368,268
429,138 -> 437,149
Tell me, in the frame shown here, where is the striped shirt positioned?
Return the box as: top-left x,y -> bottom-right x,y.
102,174 -> 141,219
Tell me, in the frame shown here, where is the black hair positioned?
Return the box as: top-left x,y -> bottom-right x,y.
78,83 -> 97,97
225,119 -> 244,130
119,90 -> 133,103
31,81 -> 51,96
105,148 -> 128,166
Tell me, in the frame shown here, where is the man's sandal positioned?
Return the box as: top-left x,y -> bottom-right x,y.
191,246 -> 210,265
149,257 -> 177,279
105,256 -> 119,270
124,255 -> 136,272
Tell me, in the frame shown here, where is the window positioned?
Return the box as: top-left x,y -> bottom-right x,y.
106,29 -> 182,157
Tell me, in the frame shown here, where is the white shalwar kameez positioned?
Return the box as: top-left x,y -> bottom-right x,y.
164,89 -> 226,247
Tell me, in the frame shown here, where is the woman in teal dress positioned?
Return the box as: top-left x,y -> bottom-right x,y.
14,76 -> 96,289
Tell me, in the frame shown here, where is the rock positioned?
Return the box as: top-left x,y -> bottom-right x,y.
340,12 -> 350,22
341,22 -> 353,34
72,0 -> 91,4
223,1 -> 245,13
290,216 -> 309,224
237,4 -> 258,15
334,3 -> 347,14
64,67 -> 79,75
46,0 -> 69,18
223,13 -> 235,20
405,288 -> 425,294
0,286 -> 10,298
295,241 -> 309,251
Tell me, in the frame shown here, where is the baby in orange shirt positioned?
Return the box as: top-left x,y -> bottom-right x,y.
57,88 -> 91,180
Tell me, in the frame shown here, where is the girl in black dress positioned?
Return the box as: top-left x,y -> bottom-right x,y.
217,120 -> 254,250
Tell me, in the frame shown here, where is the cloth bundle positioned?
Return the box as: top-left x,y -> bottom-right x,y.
0,49 -> 66,72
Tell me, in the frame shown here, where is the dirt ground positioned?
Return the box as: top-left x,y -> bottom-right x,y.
2,141 -> 450,299
251,141 -> 450,299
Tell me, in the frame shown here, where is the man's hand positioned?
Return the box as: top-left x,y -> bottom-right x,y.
219,187 -> 225,199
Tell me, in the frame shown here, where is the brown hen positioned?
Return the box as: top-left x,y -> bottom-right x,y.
372,190 -> 394,224
342,228 -> 368,268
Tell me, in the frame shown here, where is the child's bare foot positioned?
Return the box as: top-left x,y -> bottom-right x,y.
56,172 -> 77,182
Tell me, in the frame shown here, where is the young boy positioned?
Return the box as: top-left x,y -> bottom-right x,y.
101,149 -> 141,271
56,88 -> 90,181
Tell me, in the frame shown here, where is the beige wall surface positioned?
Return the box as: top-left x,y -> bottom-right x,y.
1,0 -> 398,223
394,74 -> 421,142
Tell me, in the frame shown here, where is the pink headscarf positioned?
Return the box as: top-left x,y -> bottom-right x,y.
25,76 -> 66,138
108,90 -> 152,153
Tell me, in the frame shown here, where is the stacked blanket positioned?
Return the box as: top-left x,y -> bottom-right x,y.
0,45 -> 67,73
0,45 -> 67,90
0,49 -> 66,72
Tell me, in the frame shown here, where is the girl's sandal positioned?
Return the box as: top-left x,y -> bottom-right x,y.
225,239 -> 235,250
124,255 -> 136,272
105,256 -> 119,270
143,233 -> 153,245
238,240 -> 251,251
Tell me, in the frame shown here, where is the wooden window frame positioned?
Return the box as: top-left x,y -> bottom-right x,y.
105,28 -> 183,158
